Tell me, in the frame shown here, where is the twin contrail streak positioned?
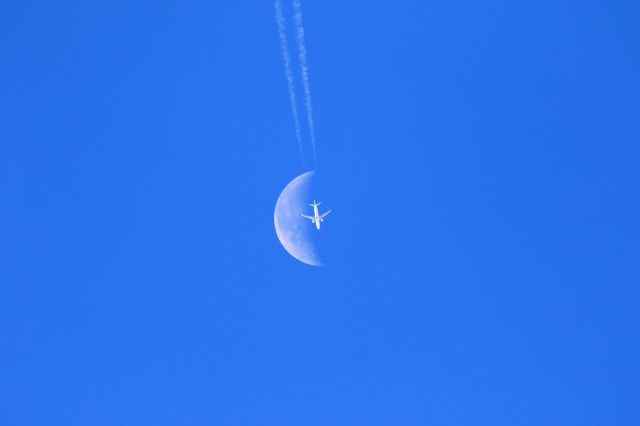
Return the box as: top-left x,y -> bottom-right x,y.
293,0 -> 317,166
274,0 -> 306,168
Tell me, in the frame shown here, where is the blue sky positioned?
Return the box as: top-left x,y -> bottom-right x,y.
1,0 -> 639,424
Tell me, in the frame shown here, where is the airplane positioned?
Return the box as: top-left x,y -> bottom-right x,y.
302,200 -> 332,230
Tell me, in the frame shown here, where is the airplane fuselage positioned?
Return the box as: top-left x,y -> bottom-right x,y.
312,204 -> 321,230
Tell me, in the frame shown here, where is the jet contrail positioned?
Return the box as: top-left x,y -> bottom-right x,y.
293,0 -> 317,167
274,0 -> 306,168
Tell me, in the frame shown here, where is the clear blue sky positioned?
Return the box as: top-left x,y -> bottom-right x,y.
1,0 -> 639,424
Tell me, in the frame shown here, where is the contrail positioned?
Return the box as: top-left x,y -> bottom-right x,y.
293,0 -> 317,167
274,0 -> 306,168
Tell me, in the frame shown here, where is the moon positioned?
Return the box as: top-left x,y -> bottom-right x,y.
274,171 -> 323,266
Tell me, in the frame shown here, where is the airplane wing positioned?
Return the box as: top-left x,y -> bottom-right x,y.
301,214 -> 314,220
320,210 -> 332,218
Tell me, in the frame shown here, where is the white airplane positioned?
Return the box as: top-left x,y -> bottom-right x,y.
302,200 -> 332,230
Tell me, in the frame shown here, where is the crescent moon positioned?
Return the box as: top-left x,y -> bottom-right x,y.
274,171 -> 323,266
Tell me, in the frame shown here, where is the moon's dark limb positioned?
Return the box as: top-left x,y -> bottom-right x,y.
274,171 -> 323,266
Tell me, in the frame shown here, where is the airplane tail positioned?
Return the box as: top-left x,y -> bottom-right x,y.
309,200 -> 321,207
